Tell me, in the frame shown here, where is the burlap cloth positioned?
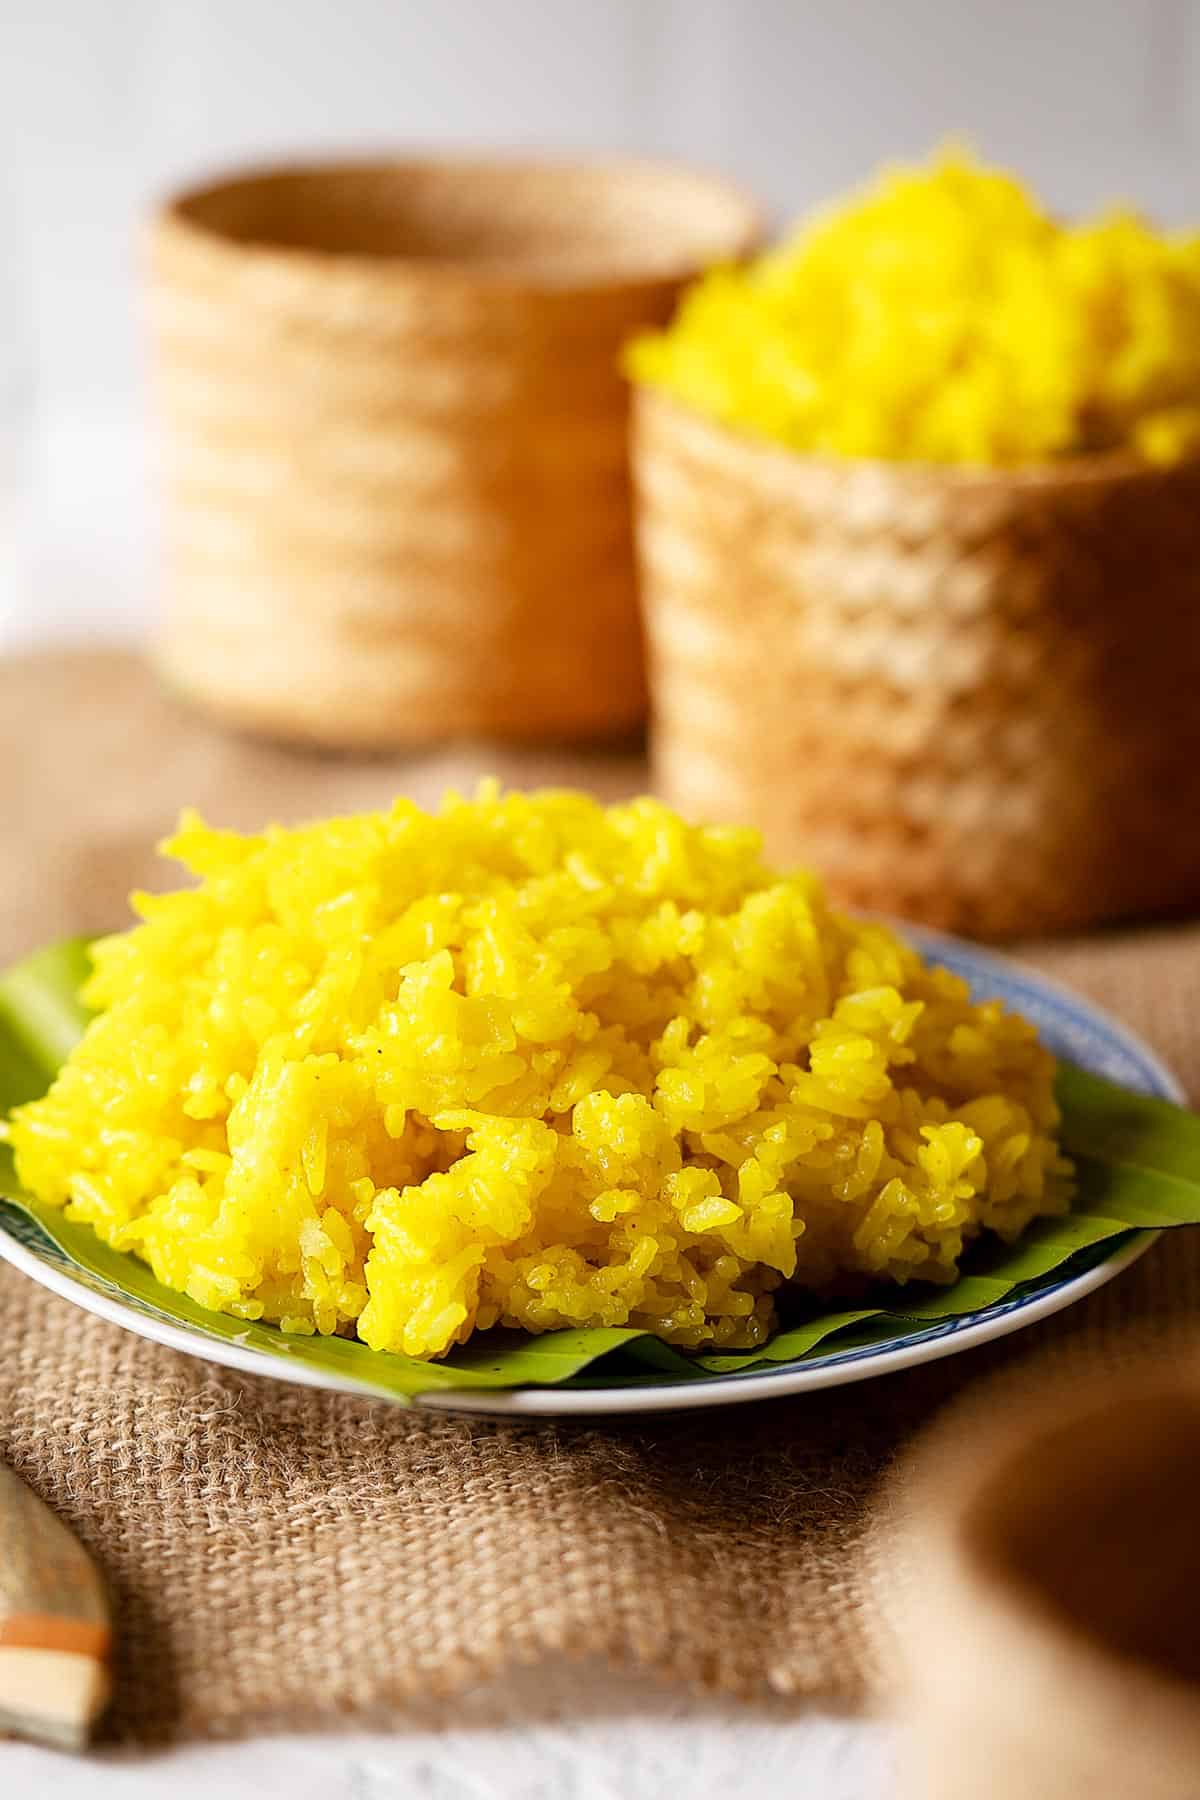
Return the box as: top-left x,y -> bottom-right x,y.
4,649 -> 1199,1745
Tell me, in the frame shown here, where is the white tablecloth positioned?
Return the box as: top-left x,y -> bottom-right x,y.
7,1705 -> 893,1799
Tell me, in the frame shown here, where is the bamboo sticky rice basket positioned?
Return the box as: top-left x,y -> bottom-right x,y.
634,388 -> 1200,938
890,1356 -> 1200,1799
145,159 -> 761,748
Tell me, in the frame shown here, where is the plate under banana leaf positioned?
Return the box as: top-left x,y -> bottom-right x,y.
0,932 -> 1196,1416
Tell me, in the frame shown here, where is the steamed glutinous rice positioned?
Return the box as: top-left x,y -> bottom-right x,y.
627,146 -> 1200,467
6,788 -> 1071,1357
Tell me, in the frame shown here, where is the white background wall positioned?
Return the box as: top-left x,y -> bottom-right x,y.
2,0 -> 1199,633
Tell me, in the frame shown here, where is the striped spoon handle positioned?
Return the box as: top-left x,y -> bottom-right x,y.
0,1464 -> 111,1748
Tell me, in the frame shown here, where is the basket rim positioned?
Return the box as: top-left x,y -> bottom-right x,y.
896,1356 -> 1200,1737
634,384 -> 1200,489
152,151 -> 767,295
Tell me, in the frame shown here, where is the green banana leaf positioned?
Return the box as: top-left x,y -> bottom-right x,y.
1,937 -> 1197,1401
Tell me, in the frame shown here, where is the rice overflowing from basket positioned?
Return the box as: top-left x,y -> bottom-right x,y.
6,788 -> 1071,1357
626,145 -> 1200,466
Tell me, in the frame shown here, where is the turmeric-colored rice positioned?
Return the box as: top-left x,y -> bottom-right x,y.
6,788 -> 1071,1357
626,146 -> 1200,467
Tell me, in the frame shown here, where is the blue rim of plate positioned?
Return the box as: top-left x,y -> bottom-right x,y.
0,927 -> 1184,1415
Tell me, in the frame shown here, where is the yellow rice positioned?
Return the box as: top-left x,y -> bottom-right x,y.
626,146 -> 1200,467
6,788 -> 1071,1358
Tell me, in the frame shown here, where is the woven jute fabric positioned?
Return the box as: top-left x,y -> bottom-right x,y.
3,648 -> 1199,1743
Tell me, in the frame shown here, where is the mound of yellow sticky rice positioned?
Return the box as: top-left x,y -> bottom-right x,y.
7,789 -> 1071,1357
627,146 -> 1200,467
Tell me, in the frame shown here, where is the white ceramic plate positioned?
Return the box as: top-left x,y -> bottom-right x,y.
0,929 -> 1183,1415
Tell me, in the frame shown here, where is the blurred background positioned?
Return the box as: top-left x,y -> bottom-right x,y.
2,0 -> 1198,646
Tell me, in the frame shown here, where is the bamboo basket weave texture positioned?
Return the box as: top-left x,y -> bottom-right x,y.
635,389 -> 1200,938
147,159 -> 762,747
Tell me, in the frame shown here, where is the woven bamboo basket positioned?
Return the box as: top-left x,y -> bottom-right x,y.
146,159 -> 762,747
634,389 -> 1200,938
892,1355 -> 1200,1799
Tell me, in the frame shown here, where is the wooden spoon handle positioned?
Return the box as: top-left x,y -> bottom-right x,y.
0,1465 -> 111,1748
